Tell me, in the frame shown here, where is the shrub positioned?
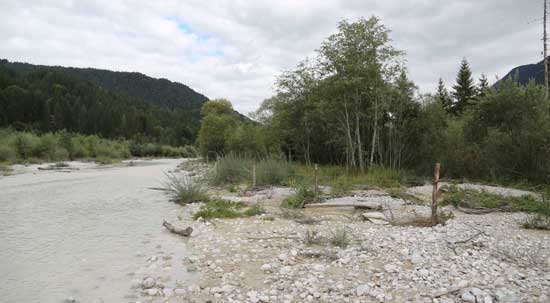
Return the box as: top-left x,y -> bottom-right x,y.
255,156 -> 292,186
208,153 -> 252,185
0,145 -> 15,162
281,184 -> 315,208
164,173 -> 209,205
14,133 -> 39,159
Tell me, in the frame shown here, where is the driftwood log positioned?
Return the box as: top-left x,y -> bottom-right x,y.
162,220 -> 193,237
304,201 -> 382,209
456,206 -> 501,214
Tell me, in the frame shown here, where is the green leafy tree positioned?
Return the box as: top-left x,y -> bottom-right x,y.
197,99 -> 239,157
451,58 -> 476,114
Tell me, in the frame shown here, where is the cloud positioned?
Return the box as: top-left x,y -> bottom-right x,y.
0,0 -> 543,114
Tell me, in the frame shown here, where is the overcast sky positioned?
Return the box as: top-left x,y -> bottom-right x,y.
0,0 -> 544,114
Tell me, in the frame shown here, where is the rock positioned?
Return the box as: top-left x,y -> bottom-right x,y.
356,284 -> 370,296
247,290 -> 259,303
63,298 -> 76,303
383,264 -> 399,273
261,264 -> 272,272
312,264 -> 325,272
461,289 -> 476,303
495,290 -> 519,303
278,254 -> 288,262
142,276 -> 156,289
410,253 -> 423,264
146,288 -> 159,296
418,268 -> 430,278
187,265 -> 198,272
174,288 -> 186,295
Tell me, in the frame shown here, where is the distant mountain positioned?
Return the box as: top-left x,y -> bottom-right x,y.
497,58 -> 548,86
0,59 -> 213,145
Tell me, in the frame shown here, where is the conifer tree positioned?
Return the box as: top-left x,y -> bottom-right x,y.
477,74 -> 489,98
451,58 -> 476,114
436,78 -> 452,112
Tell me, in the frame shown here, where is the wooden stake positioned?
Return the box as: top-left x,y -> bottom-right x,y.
252,163 -> 256,188
314,164 -> 319,199
431,163 -> 441,223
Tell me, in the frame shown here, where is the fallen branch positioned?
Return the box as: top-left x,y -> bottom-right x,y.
305,201 -> 382,209
457,206 -> 501,214
162,220 -> 193,236
429,282 -> 470,298
247,235 -> 300,240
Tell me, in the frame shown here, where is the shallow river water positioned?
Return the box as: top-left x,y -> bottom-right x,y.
0,159 -> 193,303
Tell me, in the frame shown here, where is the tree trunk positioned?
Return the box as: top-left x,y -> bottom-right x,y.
369,97 -> 378,166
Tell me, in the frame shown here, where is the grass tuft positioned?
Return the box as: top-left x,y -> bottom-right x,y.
164,173 -> 209,205
329,227 -> 351,248
192,199 -> 264,220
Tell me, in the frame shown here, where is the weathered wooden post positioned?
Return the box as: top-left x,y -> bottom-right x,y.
314,164 -> 319,199
252,163 -> 256,189
431,163 -> 441,223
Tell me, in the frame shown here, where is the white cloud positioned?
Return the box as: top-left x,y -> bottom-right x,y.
0,0 -> 543,114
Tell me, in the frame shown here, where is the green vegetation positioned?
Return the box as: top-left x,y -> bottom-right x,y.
193,16 -> 550,189
0,59 -> 206,146
281,185 -> 316,208
442,186 -> 543,213
164,173 -> 208,205
207,153 -> 292,187
0,128 -> 196,164
192,199 -> 264,220
329,227 -> 351,248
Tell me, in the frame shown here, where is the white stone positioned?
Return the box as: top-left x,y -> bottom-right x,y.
356,284 -> 370,296
461,290 -> 476,303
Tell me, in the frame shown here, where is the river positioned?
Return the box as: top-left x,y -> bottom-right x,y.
0,159 -> 194,303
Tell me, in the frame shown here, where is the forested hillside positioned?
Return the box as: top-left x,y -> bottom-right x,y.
0,59 -> 208,146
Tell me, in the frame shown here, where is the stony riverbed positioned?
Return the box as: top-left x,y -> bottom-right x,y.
133,185 -> 550,303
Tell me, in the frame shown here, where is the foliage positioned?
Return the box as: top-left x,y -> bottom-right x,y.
451,58 -> 477,114
192,199 -> 263,220
0,59 -> 202,146
0,128 -> 196,164
281,184 -> 316,208
164,173 -> 208,205
208,153 -> 251,185
442,186 -> 543,213
208,153 -> 292,186
329,227 -> 351,248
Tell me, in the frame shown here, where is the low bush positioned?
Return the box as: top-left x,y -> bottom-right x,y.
255,156 -> 292,186
208,153 -> 251,185
281,184 -> 316,208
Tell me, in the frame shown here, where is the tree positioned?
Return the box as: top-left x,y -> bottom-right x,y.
451,58 -> 476,114
477,74 -> 489,98
317,16 -> 403,171
436,78 -> 452,112
197,99 -> 239,157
